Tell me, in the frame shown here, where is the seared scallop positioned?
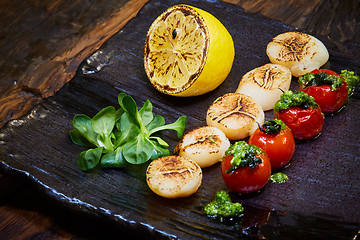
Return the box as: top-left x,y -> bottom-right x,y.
236,63 -> 292,111
146,156 -> 202,198
266,32 -> 329,77
174,126 -> 230,168
206,93 -> 264,140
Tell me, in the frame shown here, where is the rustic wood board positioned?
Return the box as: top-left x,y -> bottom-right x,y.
1,0 -> 358,128
0,0 -> 149,128
224,0 -> 360,61
0,0 -> 359,239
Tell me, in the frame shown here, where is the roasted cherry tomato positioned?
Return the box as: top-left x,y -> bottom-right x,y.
249,119 -> 295,169
221,141 -> 271,194
274,90 -> 324,140
299,69 -> 348,113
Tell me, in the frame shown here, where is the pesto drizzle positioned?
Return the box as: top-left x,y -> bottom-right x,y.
259,119 -> 286,135
274,90 -> 318,112
270,172 -> 289,183
204,191 -> 244,222
225,141 -> 263,173
340,69 -> 360,96
299,72 -> 343,91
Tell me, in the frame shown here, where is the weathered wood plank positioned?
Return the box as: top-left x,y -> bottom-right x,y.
0,0 -> 149,128
0,1 -> 359,238
0,0 -> 359,239
223,0 -> 360,59
0,175 -> 136,240
1,0 -> 359,129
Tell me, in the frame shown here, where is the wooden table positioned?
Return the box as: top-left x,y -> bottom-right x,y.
0,0 -> 359,239
0,173 -> 137,239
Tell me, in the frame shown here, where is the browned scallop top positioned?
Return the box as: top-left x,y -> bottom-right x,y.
271,32 -> 313,62
207,93 -> 260,128
146,156 -> 200,182
248,64 -> 288,90
175,127 -> 222,155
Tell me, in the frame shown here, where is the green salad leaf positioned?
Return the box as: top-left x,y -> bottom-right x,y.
69,129 -> 93,147
92,106 -> 116,151
77,147 -> 103,171
139,100 -> 154,126
148,115 -> 187,138
122,134 -> 154,164
71,114 -> 98,146
100,148 -> 126,168
146,115 -> 165,131
70,93 -> 187,171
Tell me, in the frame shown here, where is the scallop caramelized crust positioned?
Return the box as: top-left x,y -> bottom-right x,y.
174,126 -> 230,168
266,32 -> 329,77
146,156 -> 202,199
236,64 -> 291,111
206,93 -> 264,140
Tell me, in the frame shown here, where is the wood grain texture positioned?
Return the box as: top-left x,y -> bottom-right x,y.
1,0 -> 359,130
0,206 -> 70,240
0,175 -> 143,240
223,0 -> 360,59
0,175 -> 70,240
0,0 -> 359,239
0,0 -> 149,128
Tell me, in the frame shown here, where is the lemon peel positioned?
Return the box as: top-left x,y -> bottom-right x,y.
144,5 -> 234,97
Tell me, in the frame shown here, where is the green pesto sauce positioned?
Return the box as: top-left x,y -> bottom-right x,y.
270,172 -> 289,183
225,141 -> 263,173
299,72 -> 343,91
260,119 -> 286,135
204,191 -> 244,221
273,90 -> 318,112
340,69 -> 360,96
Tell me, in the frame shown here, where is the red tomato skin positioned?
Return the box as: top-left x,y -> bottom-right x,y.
274,106 -> 324,140
300,69 -> 348,113
221,154 -> 271,194
248,128 -> 295,169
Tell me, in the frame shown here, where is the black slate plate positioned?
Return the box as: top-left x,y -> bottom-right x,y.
1,0 -> 360,239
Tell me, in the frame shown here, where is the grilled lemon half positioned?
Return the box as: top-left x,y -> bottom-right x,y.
144,5 -> 235,97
